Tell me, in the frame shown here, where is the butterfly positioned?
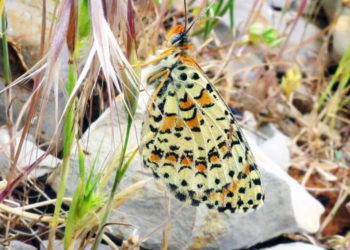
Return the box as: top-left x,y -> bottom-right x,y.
140,23 -> 264,213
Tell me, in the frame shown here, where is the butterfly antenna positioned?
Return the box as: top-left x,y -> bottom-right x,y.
184,0 -> 216,34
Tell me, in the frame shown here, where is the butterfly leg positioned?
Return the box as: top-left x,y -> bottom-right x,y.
147,69 -> 171,113
137,48 -> 175,67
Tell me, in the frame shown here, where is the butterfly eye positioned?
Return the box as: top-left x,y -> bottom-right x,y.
170,32 -> 188,45
170,33 -> 182,45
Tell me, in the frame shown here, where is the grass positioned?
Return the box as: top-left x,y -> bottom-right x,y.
0,0 -> 350,249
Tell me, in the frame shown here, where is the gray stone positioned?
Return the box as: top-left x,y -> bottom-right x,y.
0,240 -> 37,250
0,0 -> 69,144
57,90 -> 324,250
252,123 -> 291,170
0,127 -> 60,178
322,1 -> 350,60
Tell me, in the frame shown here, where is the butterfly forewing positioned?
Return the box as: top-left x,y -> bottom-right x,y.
141,58 -> 264,213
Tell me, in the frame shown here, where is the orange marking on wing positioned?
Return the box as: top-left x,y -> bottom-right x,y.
181,157 -> 193,165
197,90 -> 214,107
165,25 -> 185,40
220,145 -> 228,153
209,191 -> 216,199
185,112 -> 201,129
230,183 -> 238,191
179,55 -> 201,69
150,154 -> 160,162
185,117 -> 200,129
166,155 -> 177,162
196,163 -> 206,171
209,155 -> 219,163
176,119 -> 184,128
244,164 -> 251,175
160,115 -> 176,132
222,187 -> 229,195
179,99 -> 194,110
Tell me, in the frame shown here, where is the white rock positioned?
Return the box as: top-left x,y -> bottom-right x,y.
249,123 -> 291,170
262,242 -> 326,250
5,0 -> 56,67
58,89 -> 324,249
1,0 -> 69,144
0,127 -> 60,178
321,1 -> 350,60
332,10 -> 350,60
1,240 -> 37,250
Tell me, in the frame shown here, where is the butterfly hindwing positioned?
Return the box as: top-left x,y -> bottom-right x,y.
142,61 -> 264,213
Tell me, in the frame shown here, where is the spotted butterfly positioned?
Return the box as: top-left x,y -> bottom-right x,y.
141,24 -> 264,213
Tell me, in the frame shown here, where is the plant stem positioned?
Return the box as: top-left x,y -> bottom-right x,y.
93,114 -> 133,250
48,60 -> 77,249
1,9 -> 11,84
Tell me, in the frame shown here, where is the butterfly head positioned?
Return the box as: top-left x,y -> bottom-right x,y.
166,25 -> 189,47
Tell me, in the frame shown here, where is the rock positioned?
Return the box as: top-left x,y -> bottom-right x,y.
262,242 -> 326,250
332,9 -> 350,60
57,89 -> 324,250
5,0 -> 55,67
40,240 -> 112,250
1,240 -> 37,250
322,0 -> 350,60
252,123 -> 291,170
0,127 -> 60,178
0,0 -> 69,145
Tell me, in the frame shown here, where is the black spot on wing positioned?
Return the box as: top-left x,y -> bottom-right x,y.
253,179 -> 261,185
179,92 -> 188,103
169,183 -> 178,191
210,164 -> 221,170
177,65 -> 186,70
191,127 -> 201,132
206,83 -> 214,93
195,172 -> 207,178
228,170 -> 235,177
192,72 -> 200,80
178,166 -> 192,173
175,192 -> 187,201
237,130 -> 244,142
168,91 -> 176,96
191,199 -> 200,206
145,139 -> 154,149
149,124 -> 158,133
170,145 -> 180,151
179,73 -> 187,81
194,88 -> 205,100
153,114 -> 162,122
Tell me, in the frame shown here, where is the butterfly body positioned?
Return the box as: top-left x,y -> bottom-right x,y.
141,26 -> 264,213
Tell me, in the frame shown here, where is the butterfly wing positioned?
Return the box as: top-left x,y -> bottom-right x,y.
141,62 -> 264,213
